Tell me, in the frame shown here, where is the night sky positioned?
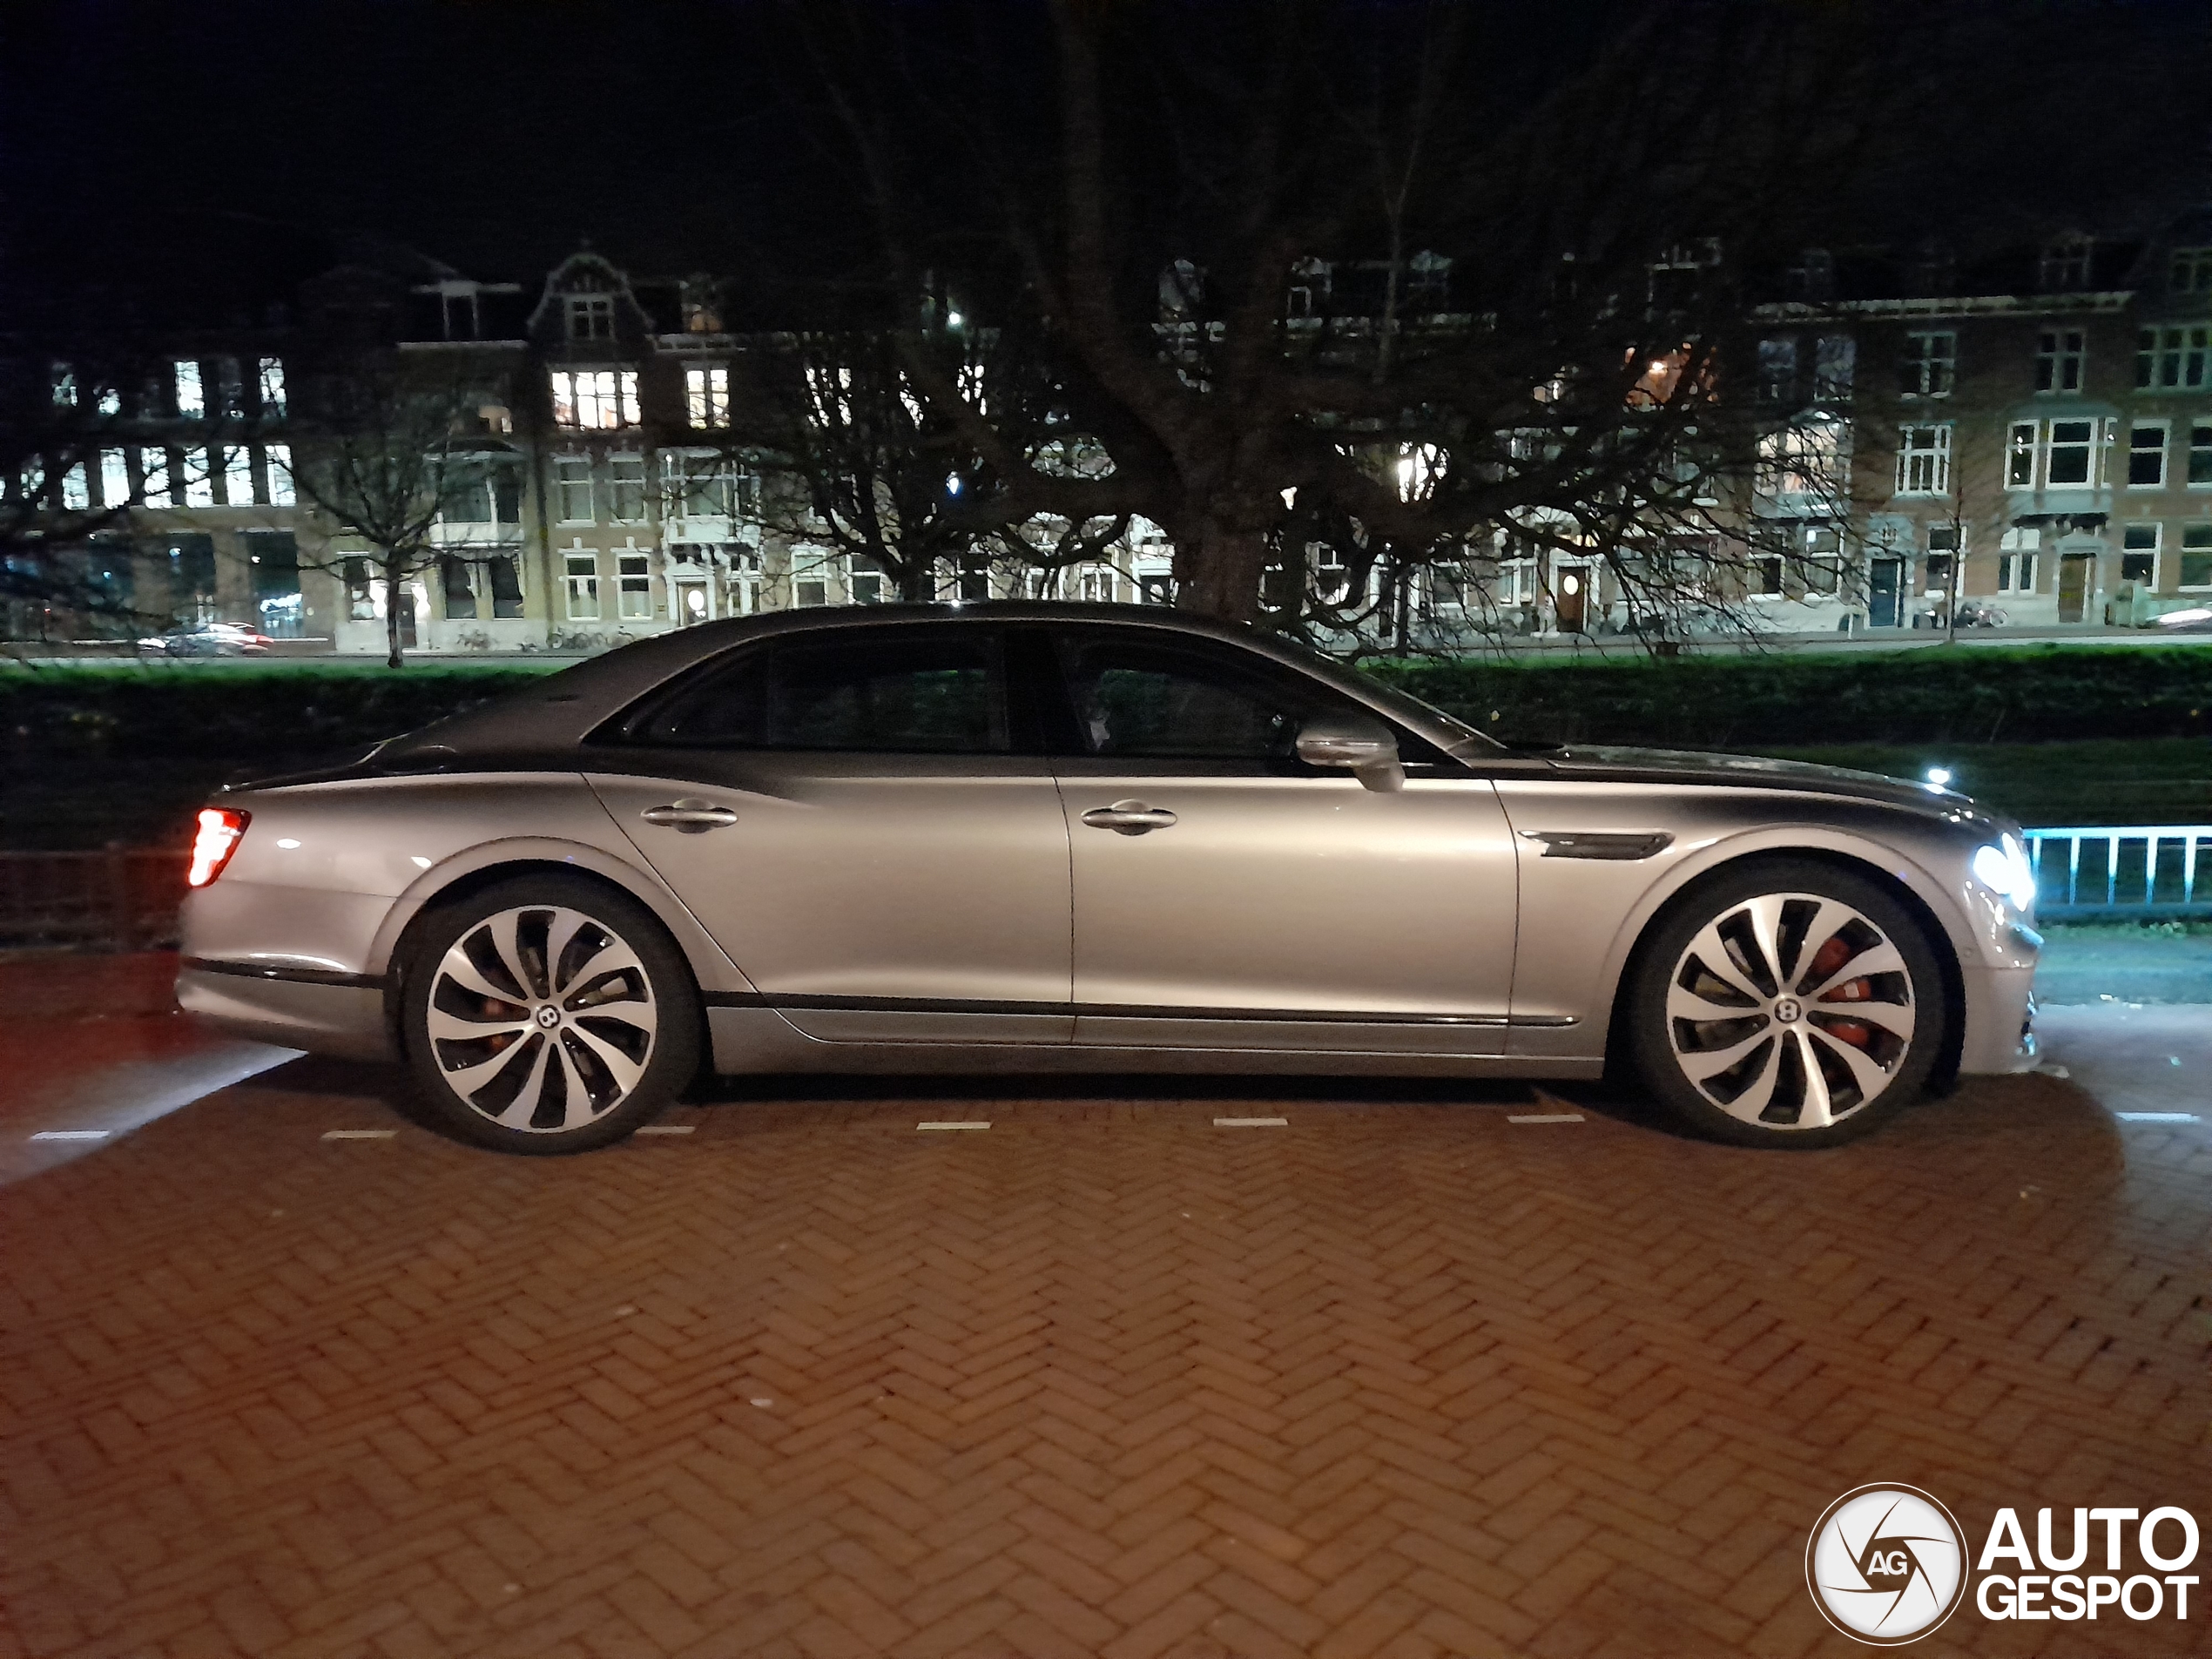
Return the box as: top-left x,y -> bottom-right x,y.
3,0 -> 2208,307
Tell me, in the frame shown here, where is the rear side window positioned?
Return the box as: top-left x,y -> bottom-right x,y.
625,630 -> 1009,752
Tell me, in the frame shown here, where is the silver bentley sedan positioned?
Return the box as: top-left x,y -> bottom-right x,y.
176,604 -> 2040,1154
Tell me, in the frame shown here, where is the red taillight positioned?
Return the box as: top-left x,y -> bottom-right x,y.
188,807 -> 250,887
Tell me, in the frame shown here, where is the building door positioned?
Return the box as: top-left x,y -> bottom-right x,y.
1868,557 -> 1902,627
671,574 -> 711,624
1554,564 -> 1588,633
2057,554 -> 2091,624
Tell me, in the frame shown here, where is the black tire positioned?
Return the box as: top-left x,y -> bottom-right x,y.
1624,859 -> 1948,1149
400,874 -> 700,1155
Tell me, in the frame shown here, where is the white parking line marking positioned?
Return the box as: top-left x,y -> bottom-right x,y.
1214,1116 -> 1289,1127
2115,1112 -> 2200,1123
635,1124 -> 696,1135
321,1129 -> 398,1140
1508,1113 -> 1585,1123
918,1121 -> 990,1131
28,1130 -> 109,1142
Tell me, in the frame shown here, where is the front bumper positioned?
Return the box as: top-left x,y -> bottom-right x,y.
176,964 -> 394,1062
1958,962 -> 2038,1075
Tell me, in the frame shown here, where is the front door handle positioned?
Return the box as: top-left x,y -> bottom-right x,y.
639,799 -> 738,833
1080,799 -> 1178,835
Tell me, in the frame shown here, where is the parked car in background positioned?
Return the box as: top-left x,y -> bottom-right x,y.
138,623 -> 273,657
175,604 -> 2041,1155
2150,605 -> 2212,634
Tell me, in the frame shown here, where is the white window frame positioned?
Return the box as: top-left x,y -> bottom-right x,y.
685,365 -> 730,428
2128,421 -> 2169,489
2034,329 -> 2085,394
264,444 -> 294,507
2191,422 -> 2212,489
184,448 -> 216,508
223,446 -> 254,506
608,453 -> 648,523
1901,331 -> 1955,399
2171,248 -> 2212,293
849,555 -> 885,605
2045,417 -> 2097,488
2182,525 -> 2212,591
617,552 -> 653,619
2120,523 -> 2161,588
563,550 -> 602,619
174,361 -> 204,417
566,294 -> 615,341
1894,424 -> 1952,496
1997,528 -> 2040,594
555,456 -> 595,524
550,369 -> 639,430
2136,326 -> 2212,391
2008,418 -> 2102,489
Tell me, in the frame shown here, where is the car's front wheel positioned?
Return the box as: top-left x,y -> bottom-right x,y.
401,875 -> 700,1154
1625,860 -> 1947,1148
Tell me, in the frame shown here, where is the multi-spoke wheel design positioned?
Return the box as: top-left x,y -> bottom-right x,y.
401,878 -> 698,1153
1628,862 -> 1945,1147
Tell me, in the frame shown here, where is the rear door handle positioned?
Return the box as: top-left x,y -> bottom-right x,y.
1080,799 -> 1178,835
640,799 -> 738,833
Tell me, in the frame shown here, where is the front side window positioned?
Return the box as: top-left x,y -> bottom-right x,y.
1900,331 -> 1955,398
2129,422 -> 2169,488
1052,631 -> 1360,761
630,631 -> 1009,752
550,369 -> 638,429
2034,329 -> 2084,393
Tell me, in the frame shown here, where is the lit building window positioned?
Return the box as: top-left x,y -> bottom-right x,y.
617,553 -> 652,618
100,450 -> 129,508
185,449 -> 217,507
175,361 -> 204,417
264,444 -> 294,507
224,446 -> 254,506
564,551 -> 602,618
138,448 -> 172,509
685,365 -> 730,428
550,369 -> 638,428
259,358 -> 286,417
52,364 -> 76,407
61,463 -> 90,509
1894,425 -> 1952,496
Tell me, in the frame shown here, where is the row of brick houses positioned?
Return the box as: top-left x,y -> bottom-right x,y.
9,213 -> 2212,652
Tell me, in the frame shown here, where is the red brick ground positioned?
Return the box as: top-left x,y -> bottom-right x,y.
2,1009 -> 2209,1656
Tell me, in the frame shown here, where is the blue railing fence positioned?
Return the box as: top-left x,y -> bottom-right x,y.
2020,826 -> 2212,919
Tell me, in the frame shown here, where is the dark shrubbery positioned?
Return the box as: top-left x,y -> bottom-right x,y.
1369,646 -> 2212,747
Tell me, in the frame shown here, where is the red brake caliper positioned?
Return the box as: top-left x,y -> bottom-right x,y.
1805,934 -> 1873,1049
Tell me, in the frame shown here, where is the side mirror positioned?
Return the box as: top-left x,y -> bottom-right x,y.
1294,713 -> 1403,792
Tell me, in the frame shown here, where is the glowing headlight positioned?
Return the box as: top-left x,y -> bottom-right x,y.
1970,834 -> 2037,913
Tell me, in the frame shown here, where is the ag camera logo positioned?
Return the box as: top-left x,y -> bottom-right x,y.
1805,1485 -> 1967,1644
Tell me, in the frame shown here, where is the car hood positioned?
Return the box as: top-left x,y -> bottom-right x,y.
1545,744 -> 1988,818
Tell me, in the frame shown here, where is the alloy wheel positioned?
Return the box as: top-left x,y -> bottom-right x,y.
424,904 -> 658,1133
1664,891 -> 1916,1131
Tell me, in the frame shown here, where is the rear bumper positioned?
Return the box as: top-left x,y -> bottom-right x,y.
176,963 -> 394,1062
1959,962 -> 2038,1076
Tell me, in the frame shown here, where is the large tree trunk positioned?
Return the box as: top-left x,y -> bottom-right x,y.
898,560 -> 934,602
384,559 -> 406,669
1174,516 -> 1272,624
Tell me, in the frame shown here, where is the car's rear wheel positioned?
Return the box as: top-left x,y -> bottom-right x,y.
1625,860 -> 1946,1148
401,875 -> 699,1154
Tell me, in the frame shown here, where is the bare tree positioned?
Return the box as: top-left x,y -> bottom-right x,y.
289,354 -> 503,668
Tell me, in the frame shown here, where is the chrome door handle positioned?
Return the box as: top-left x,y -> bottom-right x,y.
639,799 -> 738,833
1080,799 -> 1178,835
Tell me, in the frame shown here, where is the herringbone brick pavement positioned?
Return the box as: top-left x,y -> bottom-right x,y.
2,1055 -> 2208,1658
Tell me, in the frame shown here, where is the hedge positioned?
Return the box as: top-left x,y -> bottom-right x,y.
1368,645 -> 2212,747
3,644 -> 2209,763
